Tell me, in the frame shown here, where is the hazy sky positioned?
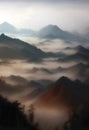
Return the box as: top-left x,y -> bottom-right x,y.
0,0 -> 89,32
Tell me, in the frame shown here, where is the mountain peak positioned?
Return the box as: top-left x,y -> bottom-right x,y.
2,22 -> 10,25
57,76 -> 71,83
38,24 -> 64,39
46,24 -> 60,28
1,33 -> 5,37
75,45 -> 89,54
52,76 -> 73,90
0,22 -> 17,33
0,33 -> 12,40
41,24 -> 62,31
0,22 -> 15,28
75,45 -> 87,51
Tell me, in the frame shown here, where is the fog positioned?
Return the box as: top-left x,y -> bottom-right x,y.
34,107 -> 69,130
0,34 -> 89,130
0,0 -> 89,33
0,59 -> 79,82
0,1 -> 89,129
0,36 -> 88,82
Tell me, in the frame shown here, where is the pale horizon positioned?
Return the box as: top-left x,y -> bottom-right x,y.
0,0 -> 89,33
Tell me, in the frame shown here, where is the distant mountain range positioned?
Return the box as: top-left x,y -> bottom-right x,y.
0,22 -> 88,42
0,22 -> 17,34
37,24 -> 87,42
0,75 -> 53,102
0,33 -> 68,62
65,45 -> 89,54
27,67 -> 53,74
56,63 -> 89,80
0,22 -> 36,36
58,45 -> 89,63
35,76 -> 89,110
1,75 -> 28,86
25,61 -> 89,81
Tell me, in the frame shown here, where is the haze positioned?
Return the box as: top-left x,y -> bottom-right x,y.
0,0 -> 89,33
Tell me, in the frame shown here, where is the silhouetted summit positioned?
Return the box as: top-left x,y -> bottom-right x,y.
55,76 -> 73,86
0,33 -> 11,40
75,45 -> 89,53
58,45 -> 89,63
0,34 -> 46,61
36,76 -> 89,109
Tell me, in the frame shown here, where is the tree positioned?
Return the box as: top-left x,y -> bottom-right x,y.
28,104 -> 35,124
28,104 -> 39,130
0,95 -> 38,130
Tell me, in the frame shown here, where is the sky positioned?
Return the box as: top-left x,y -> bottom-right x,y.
0,0 -> 89,32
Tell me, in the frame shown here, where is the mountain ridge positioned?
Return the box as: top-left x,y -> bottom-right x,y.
0,22 -> 17,34
0,33 -> 46,62
0,22 -> 88,43
35,76 -> 89,110
37,24 -> 87,42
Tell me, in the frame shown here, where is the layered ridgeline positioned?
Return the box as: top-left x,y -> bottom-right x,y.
0,22 -> 17,34
58,45 -> 89,63
0,22 -> 88,42
37,25 -> 87,42
0,33 -> 46,62
0,22 -> 35,36
36,77 -> 89,110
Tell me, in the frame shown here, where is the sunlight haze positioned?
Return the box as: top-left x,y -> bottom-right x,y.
0,0 -> 89,32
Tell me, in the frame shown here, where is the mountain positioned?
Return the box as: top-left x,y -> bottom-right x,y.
0,33 -> 46,62
68,63 -> 89,72
58,45 -> 89,63
65,45 -> 89,52
0,22 -> 17,34
18,80 -> 52,102
0,75 -> 49,103
66,63 -> 89,80
52,66 -> 65,73
38,25 -> 65,38
35,77 -> 89,109
37,25 -> 87,42
1,75 -> 28,86
49,62 -> 89,80
75,45 -> 89,54
0,78 -> 22,96
0,22 -> 88,42
27,67 -> 53,74
58,52 -> 89,63
0,22 -> 36,36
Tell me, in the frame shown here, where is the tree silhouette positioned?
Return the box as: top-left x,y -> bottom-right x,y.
28,104 -> 39,130
28,104 -> 35,124
0,95 -> 38,130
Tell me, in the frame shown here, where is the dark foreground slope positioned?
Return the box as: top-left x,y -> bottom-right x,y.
0,33 -> 46,62
36,77 -> 89,110
0,95 -> 38,130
